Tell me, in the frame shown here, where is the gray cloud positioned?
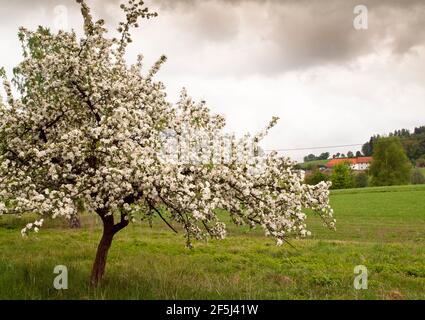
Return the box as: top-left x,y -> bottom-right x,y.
148,0 -> 425,74
2,0 -> 425,74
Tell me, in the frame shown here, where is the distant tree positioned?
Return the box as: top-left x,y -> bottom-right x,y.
318,152 -> 330,160
347,151 -> 354,158
411,169 -> 425,185
330,162 -> 354,189
355,151 -> 362,157
305,170 -> 330,186
303,153 -> 317,162
340,154 -> 346,158
303,152 -> 330,162
354,172 -> 369,188
335,153 -> 341,158
362,141 -> 372,156
414,126 -> 425,135
391,129 -> 410,137
402,137 -> 425,162
369,137 -> 411,186
362,135 -> 379,156
308,154 -> 316,161
363,127 -> 424,162
400,128 -> 410,137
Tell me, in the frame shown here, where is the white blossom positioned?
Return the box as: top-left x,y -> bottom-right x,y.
0,0 -> 335,249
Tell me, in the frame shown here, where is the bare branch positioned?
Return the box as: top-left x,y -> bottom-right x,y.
146,198 -> 178,234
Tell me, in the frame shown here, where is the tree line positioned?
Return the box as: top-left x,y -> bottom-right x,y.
304,136 -> 425,189
303,125 -> 425,166
303,150 -> 363,163
362,126 -> 425,166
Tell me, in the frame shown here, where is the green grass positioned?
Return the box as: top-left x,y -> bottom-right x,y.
1,184 -> 425,299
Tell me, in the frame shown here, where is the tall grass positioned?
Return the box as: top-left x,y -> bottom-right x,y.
1,184 -> 425,299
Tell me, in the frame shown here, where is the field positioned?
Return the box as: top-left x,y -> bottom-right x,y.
0,184 -> 425,300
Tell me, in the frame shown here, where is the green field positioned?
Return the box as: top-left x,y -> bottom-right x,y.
1,184 -> 425,299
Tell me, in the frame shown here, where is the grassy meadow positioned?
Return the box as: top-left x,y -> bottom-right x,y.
0,184 -> 424,299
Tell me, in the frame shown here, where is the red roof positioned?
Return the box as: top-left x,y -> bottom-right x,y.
355,157 -> 373,163
327,157 -> 372,167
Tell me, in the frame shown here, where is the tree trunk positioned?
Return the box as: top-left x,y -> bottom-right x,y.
90,214 -> 115,286
69,215 -> 81,229
90,210 -> 129,286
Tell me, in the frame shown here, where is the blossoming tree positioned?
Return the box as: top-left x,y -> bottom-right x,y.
0,0 -> 335,285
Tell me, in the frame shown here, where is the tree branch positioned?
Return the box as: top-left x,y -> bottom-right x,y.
113,212 -> 129,234
146,198 -> 178,234
71,80 -> 101,123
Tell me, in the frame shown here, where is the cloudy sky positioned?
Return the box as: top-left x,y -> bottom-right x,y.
1,0 -> 425,161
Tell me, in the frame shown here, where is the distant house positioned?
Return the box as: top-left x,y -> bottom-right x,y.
327,157 -> 373,171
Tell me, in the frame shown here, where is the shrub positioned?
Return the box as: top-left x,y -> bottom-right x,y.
369,137 -> 411,186
305,170 -> 330,185
416,156 -> 425,168
355,172 -> 369,188
330,163 -> 354,189
411,169 -> 425,185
